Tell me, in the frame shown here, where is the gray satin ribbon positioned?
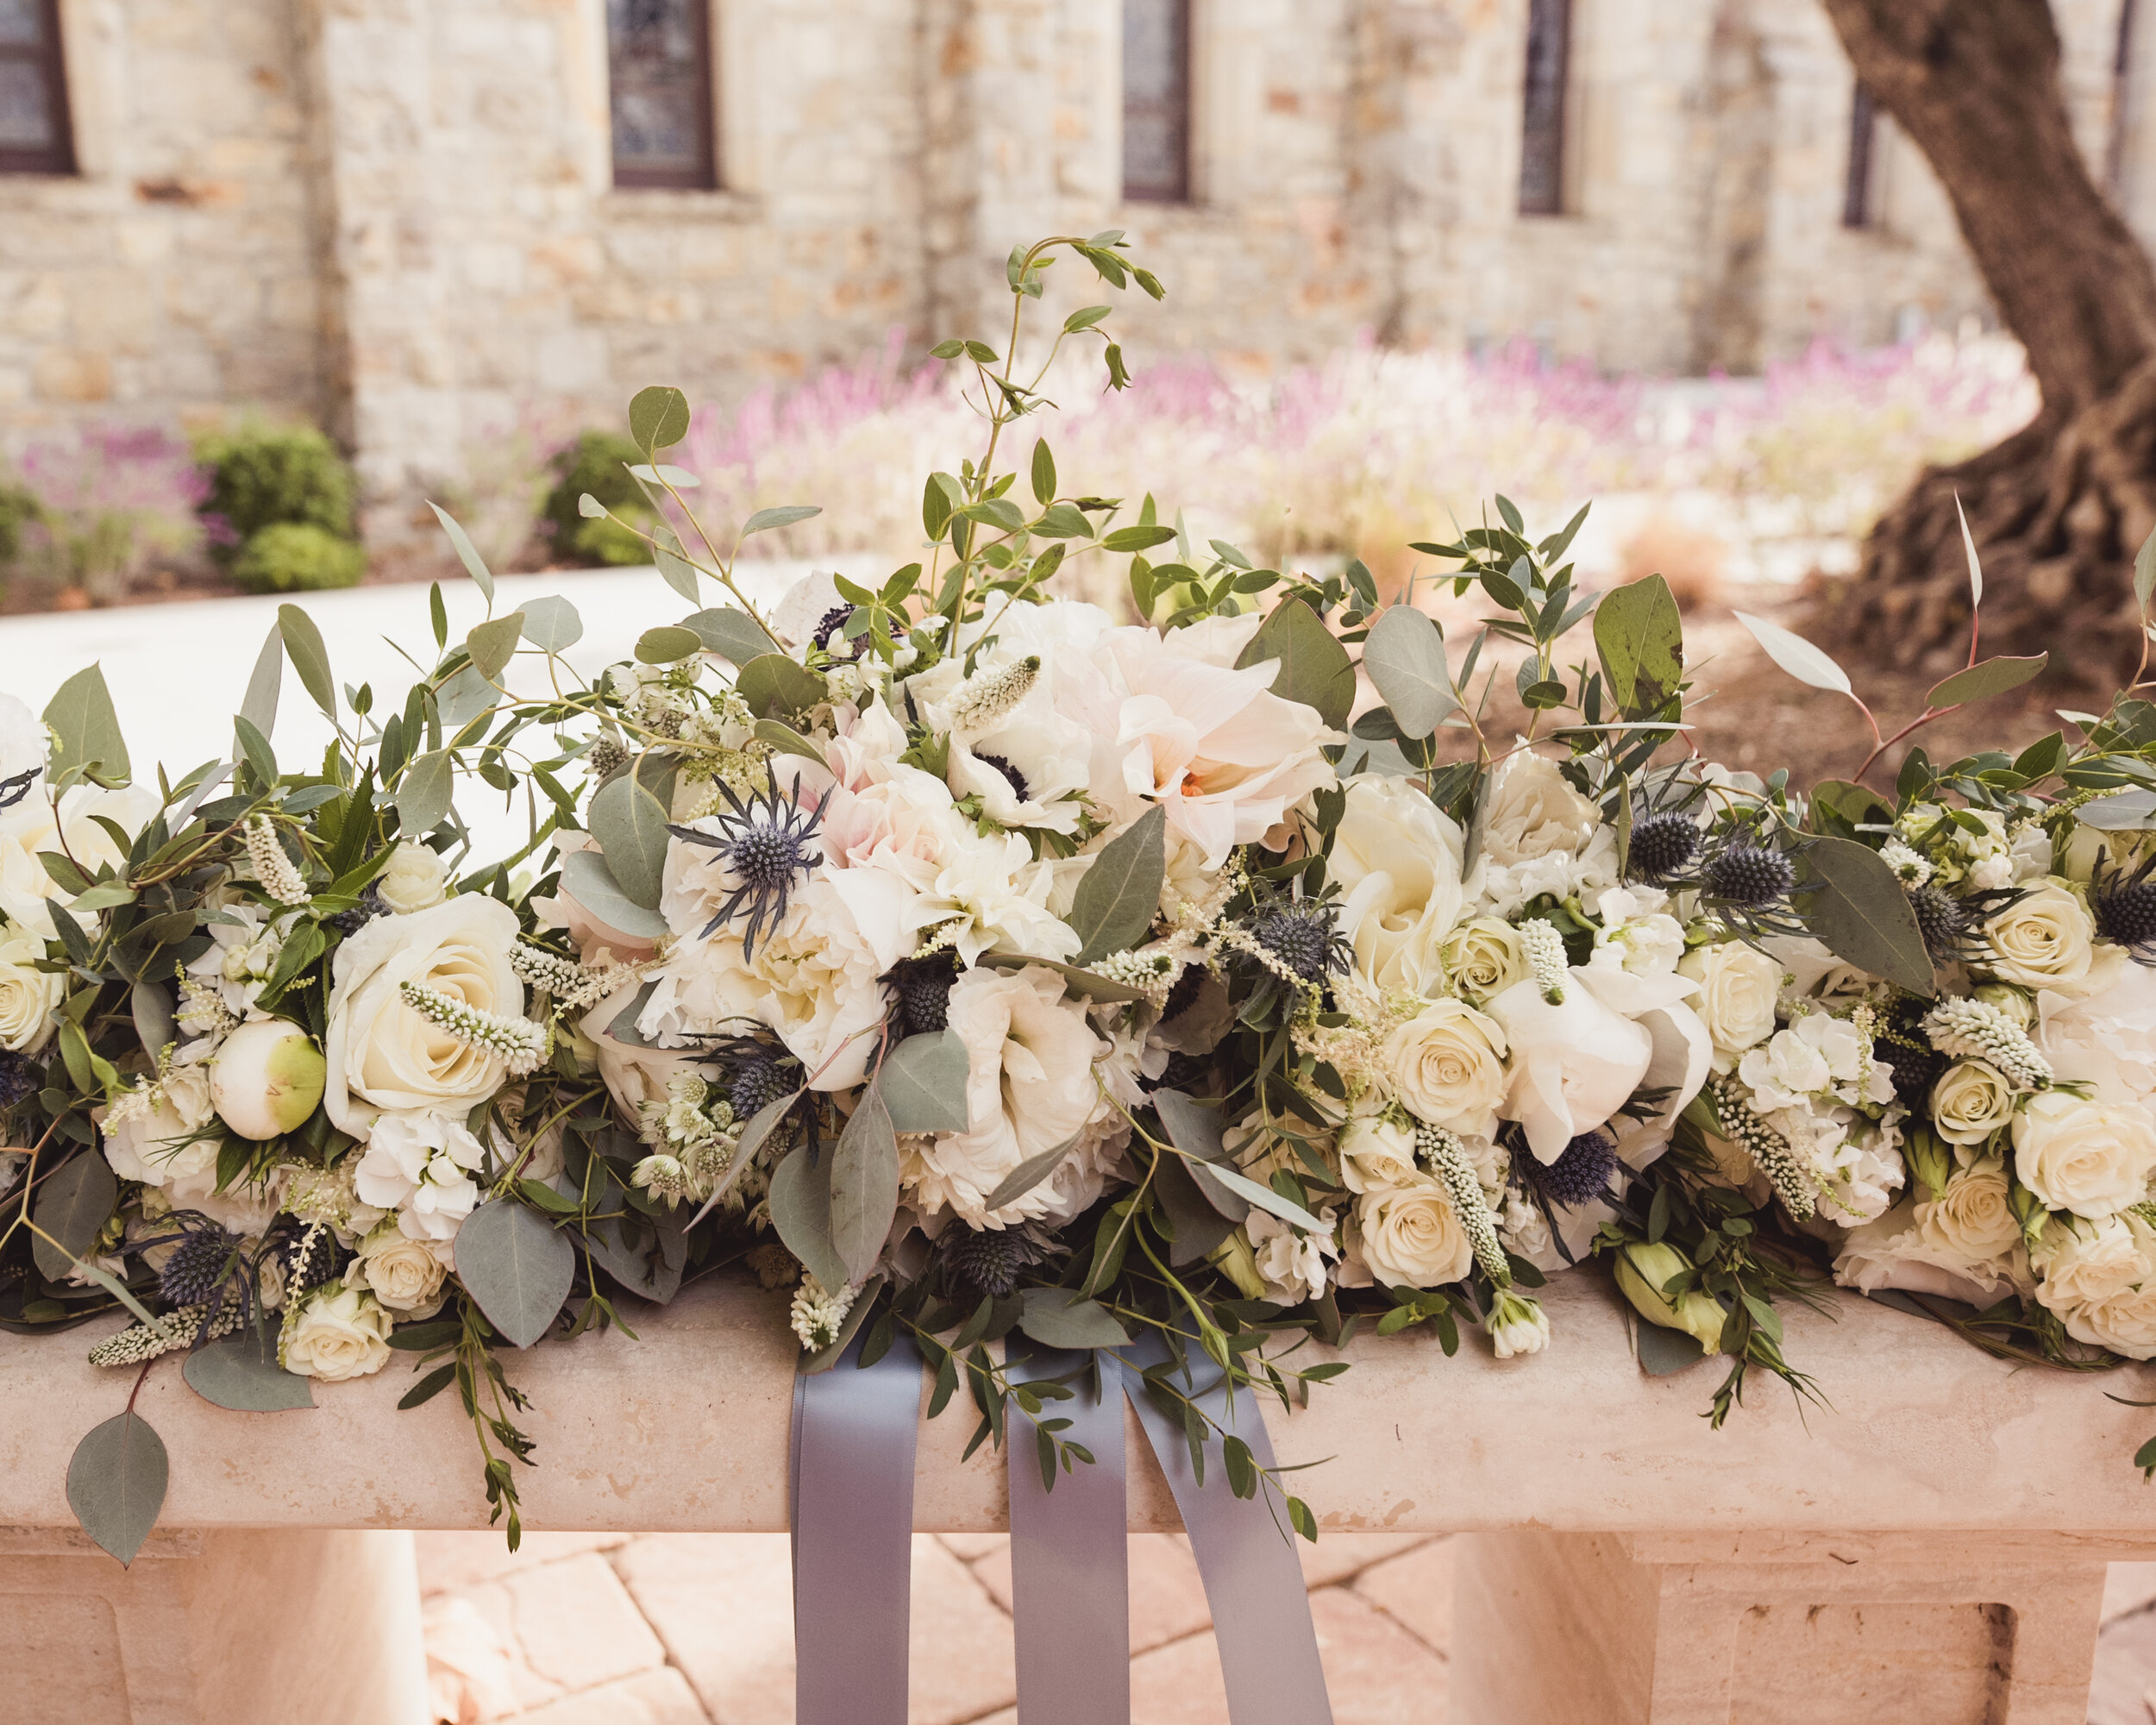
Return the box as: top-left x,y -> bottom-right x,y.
791,1328 -> 924,1725
1006,1332 -> 1335,1725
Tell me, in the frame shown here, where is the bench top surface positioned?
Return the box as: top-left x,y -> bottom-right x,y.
6,1276 -> 2156,1537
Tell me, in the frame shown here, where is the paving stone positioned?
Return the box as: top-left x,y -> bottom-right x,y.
937,1533 -> 1008,1562
1351,1536 -> 1453,1657
1297,1531 -> 1435,1590
611,1534 -> 796,1724
2106,1562 -> 2156,1624
499,1552 -> 670,1696
1310,1586 -> 1449,1723
509,1668 -> 708,1725
1128,1628 -> 1232,1725
969,1533 -> 1213,1656
906,1534 -> 1019,1725
433,1579 -> 570,1718
417,1530 -> 635,1595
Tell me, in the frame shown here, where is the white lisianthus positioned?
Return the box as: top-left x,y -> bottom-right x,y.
1978,881 -> 2109,998
1834,1196 -> 2029,1306
323,894 -> 523,1132
1929,1060 -> 2017,1147
377,841 -> 450,914
1677,940 -> 1783,1065
917,827 -> 1081,966
1330,775 -> 1470,998
281,1283 -> 394,1382
1472,751 -> 1614,916
2011,1088 -> 2156,1220
1487,974 -> 1653,1163
0,921 -> 61,1052
1244,1210 -> 1336,1305
2034,1212 -> 2156,1357
352,1110 -> 489,1240
0,780 -> 157,938
1590,887 -> 1685,976
354,1228 -> 453,1314
1379,999 -> 1507,1137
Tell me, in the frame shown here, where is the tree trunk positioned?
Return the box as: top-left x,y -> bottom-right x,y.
1813,0 -> 2156,678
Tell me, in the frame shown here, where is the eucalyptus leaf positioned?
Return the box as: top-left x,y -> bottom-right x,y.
985,1137 -> 1079,1210
1153,1153 -> 1238,1266
1956,492 -> 1983,608
682,606 -> 781,664
1194,1159 -> 1331,1234
1069,805 -> 1165,965
1234,597 -> 1355,730
1593,574 -> 1683,717
628,385 -> 691,453
130,979 -> 174,1062
588,772 -> 672,910
879,1030 -> 972,1133
455,1200 -> 575,1349
241,624 -> 282,740
1018,1288 -> 1131,1350
276,604 -> 337,716
436,663 -> 496,733
1796,836 -> 1934,996
977,953 -> 1149,1002
652,527 -> 701,605
769,1147 -> 848,1293
182,1330 -> 315,1411
1362,605 -> 1456,738
2137,523 -> 2156,623
636,625 -> 704,665
1634,1320 -> 1708,1377
32,1151 -> 117,1282
465,612 -> 525,681
45,666 -> 130,787
753,718 -> 827,768
2077,788 -> 2156,831
1152,1087 -> 1250,1224
560,849 -> 670,939
583,1212 -> 688,1305
1927,654 -> 2046,709
396,750 -> 454,837
67,1412 -> 167,1565
1733,612 -> 1851,696
428,501 -> 494,602
742,505 -> 821,538
519,594 -> 584,654
734,654 -> 825,718
830,1083 -> 899,1286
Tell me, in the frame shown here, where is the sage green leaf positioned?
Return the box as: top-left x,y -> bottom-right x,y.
977,953 -> 1149,1002
636,625 -> 705,665
560,849 -> 670,939
734,653 -> 825,718
465,611 -> 525,681
1797,836 -> 1934,996
753,718 -> 827,768
682,606 -> 781,664
232,714 -> 278,791
275,603 -> 336,716
1069,805 -> 1165,965
1018,1288 -> 1131,1350
1733,612 -> 1851,695
241,624 -> 282,739
437,663 -> 496,732
1234,596 -> 1354,730
396,749 -> 454,837
628,385 -> 691,453
32,1151 -> 117,1282
1033,503 -> 1094,539
455,1200 -> 575,1349
1031,438 -> 1056,505
45,666 -> 130,787
652,526 -> 701,605
1594,574 -> 1684,717
1927,654 -> 2046,709
583,1213 -> 687,1305
519,594 -> 584,654
769,1147 -> 848,1293
1634,1321 -> 1708,1377
742,505 -> 820,538
1152,1087 -> 1248,1224
67,1412 -> 167,1566
588,771 -> 672,910
830,1083 -> 899,1286
2077,787 -> 2156,831
1362,605 -> 1457,738
1153,1153 -> 1238,1267
627,462 -> 700,487
687,1088 -> 802,1226
182,1330 -> 315,1411
986,1135 -> 1077,1210
1808,778 -> 1895,831
428,501 -> 494,601
879,1031 -> 972,1134
130,979 -> 173,1063
1192,1158 -> 1331,1234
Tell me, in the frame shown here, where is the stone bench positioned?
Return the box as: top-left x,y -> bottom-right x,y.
6,1276 -> 2153,1723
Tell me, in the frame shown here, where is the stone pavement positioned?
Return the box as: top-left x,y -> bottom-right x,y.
417,1529 -> 1453,1725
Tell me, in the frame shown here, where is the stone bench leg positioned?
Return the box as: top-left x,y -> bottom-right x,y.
0,1527 -> 430,1725
1450,1529 -> 2110,1725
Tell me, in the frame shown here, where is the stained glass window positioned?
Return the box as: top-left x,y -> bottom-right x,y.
1517,0 -> 1570,216
1123,0 -> 1189,204
609,0 -> 714,190
0,0 -> 73,176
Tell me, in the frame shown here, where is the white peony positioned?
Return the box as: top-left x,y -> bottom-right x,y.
1677,940 -> 1783,1065
1487,973 -> 1653,1163
282,1282 -> 394,1381
351,1109 -> 488,1241
2011,1088 -> 2156,1220
1473,751 -> 1614,916
2034,963 -> 2156,1115
0,921 -> 61,1051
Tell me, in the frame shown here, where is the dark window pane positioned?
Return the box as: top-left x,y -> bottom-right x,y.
0,0 -> 72,174
609,0 -> 713,189
1843,83 -> 1878,228
1123,0 -> 1188,204
1518,0 -> 1570,216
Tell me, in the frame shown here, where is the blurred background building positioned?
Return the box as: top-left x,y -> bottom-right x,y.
0,0 -> 2144,530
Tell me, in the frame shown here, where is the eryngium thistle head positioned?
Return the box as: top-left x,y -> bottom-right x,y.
728,1051 -> 794,1121
1626,810 -> 1700,882
1704,841 -> 1795,907
943,1226 -> 1042,1298
884,950 -> 960,1035
2092,848 -> 2156,959
1881,1036 -> 1946,1111
669,767 -> 830,958
1250,900 -> 1350,983
327,884 -> 385,940
1908,885 -> 1969,962
0,1048 -> 37,1110
1518,1127 -> 1619,1209
157,1220 -> 244,1308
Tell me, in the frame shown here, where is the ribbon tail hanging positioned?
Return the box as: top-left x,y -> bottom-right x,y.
791,1327 -> 924,1725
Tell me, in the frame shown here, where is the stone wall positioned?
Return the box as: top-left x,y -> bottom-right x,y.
2,0 -> 2153,538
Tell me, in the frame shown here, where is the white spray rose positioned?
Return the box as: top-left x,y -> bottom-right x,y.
1337,1113 -> 1421,1194
1677,941 -> 1783,1064
1353,1176 -> 1472,1289
0,922 -> 60,1052
2012,1089 -> 2156,1219
282,1283 -> 394,1381
354,1229 -> 453,1314
1440,918 -> 1526,1002
1915,1157 -> 2022,1262
377,841 -> 450,914
1929,1060 -> 2016,1147
1379,999 -> 1507,1137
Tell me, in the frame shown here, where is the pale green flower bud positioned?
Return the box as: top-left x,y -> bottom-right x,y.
1206,1231 -> 1267,1302
1614,1241 -> 1728,1352
209,1019 -> 326,1141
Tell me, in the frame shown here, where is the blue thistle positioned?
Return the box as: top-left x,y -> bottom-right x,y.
1512,1124 -> 1619,1209
668,767 -> 830,958
2092,846 -> 2156,962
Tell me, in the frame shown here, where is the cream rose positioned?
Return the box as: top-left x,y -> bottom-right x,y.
1441,918 -> 1526,1003
1331,776 -> 1470,998
1379,1000 -> 1507,1136
354,1230 -> 453,1314
0,923 -> 60,1052
1930,1060 -> 2016,1147
2012,1088 -> 2156,1219
324,894 -> 524,1132
1354,1177 -> 1472,1289
377,841 -> 450,914
1915,1157 -> 2022,1262
281,1283 -> 394,1381
2035,1213 -> 2156,1357
1677,940 -> 1783,1063
1979,881 -> 2097,994
1337,1113 -> 1420,1194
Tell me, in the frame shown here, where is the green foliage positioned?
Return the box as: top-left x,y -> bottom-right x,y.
0,479 -> 40,568
542,430 -> 652,566
230,523 -> 365,594
195,423 -> 356,557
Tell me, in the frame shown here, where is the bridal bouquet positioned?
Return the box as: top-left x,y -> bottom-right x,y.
8,235 -> 2156,1567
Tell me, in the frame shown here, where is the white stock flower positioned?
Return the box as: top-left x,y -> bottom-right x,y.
1379,999 -> 1507,1137
2011,1089 -> 2156,1220
352,1110 -> 489,1241
282,1283 -> 394,1382
0,921 -> 61,1052
1245,1209 -> 1336,1305
1677,940 -> 1783,1064
377,841 -> 451,914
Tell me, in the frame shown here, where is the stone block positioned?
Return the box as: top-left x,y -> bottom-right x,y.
611,1533 -> 796,1723
509,1667 -> 708,1725
1351,1535 -> 1454,1656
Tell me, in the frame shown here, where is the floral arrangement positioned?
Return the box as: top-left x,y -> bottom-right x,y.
6,237 -> 2156,1568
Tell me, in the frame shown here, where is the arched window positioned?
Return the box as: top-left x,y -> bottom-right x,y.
1123,0 -> 1190,204
0,0 -> 74,176
609,0 -> 715,190
1843,82 -> 1879,229
1518,0 -> 1571,216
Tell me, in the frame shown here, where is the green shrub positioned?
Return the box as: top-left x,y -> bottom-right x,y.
0,481 -> 40,568
196,423 -> 356,559
231,523 -> 366,594
541,430 -> 653,566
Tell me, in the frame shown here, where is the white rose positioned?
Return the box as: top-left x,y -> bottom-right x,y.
1915,1157 -> 2021,1261
1440,918 -> 1526,1002
2035,1213 -> 2156,1357
1488,974 -> 1653,1163
0,781 -> 157,938
1677,941 -> 1783,1063
0,922 -> 60,1051
323,894 -> 525,1132
1929,1061 -> 2016,1147
1476,751 -> 1598,869
352,1109 -> 488,1240
1379,999 -> 1507,1136
1337,1113 -> 1421,1194
377,841 -> 450,914
282,1283 -> 394,1382
354,1229 -> 453,1314
2012,1088 -> 2156,1219
1354,1176 -> 1473,1289
1331,776 -> 1470,998
1979,881 -> 2098,995
1834,1198 -> 2028,1306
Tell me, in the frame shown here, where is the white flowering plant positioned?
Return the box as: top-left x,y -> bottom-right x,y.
13,236 -> 2156,1569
